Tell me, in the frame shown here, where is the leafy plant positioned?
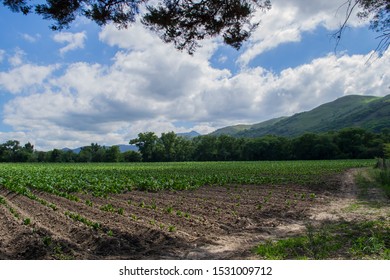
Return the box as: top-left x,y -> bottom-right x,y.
168,225 -> 176,232
23,218 -> 31,225
165,206 -> 173,214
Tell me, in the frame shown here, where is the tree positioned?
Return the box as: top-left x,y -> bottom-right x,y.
159,131 -> 178,161
3,0 -> 271,53
130,132 -> 159,161
4,1 -> 389,54
105,145 -> 120,162
122,150 -> 142,162
335,0 -> 390,54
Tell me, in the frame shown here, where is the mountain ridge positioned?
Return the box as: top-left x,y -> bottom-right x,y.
210,94 -> 390,138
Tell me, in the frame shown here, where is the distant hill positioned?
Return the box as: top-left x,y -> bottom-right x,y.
177,130 -> 201,139
62,144 -> 138,154
210,117 -> 286,136
210,94 -> 390,138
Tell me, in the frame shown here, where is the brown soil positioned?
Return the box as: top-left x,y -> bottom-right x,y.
0,168 -> 388,259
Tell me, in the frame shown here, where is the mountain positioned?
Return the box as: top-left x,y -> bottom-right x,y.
177,130 -> 201,139
210,94 -> 390,138
210,117 -> 286,136
62,144 -> 138,154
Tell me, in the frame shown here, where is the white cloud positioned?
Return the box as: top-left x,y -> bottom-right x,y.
0,64 -> 57,94
53,31 -> 87,55
238,0 -> 369,66
21,33 -> 41,43
8,48 -> 26,67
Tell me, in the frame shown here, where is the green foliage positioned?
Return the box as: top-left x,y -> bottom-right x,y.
168,225 -> 176,232
0,160 -> 374,196
100,203 -> 124,215
65,211 -> 101,230
230,95 -> 390,138
255,221 -> 390,260
23,218 -> 31,225
4,0 -> 272,54
1,126 -> 389,163
384,143 -> 390,159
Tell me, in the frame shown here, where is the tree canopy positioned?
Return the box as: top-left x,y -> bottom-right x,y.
3,1 -> 389,53
3,0 -> 271,53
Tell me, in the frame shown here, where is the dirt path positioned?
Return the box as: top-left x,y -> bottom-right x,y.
0,169 -> 388,259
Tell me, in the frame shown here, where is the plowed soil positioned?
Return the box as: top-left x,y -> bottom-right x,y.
1,169 -> 387,259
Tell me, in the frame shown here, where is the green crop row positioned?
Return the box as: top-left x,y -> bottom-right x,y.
0,160 -> 374,196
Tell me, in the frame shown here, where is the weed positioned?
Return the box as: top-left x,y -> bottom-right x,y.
165,206 -> 173,214
255,220 -> 390,260
42,236 -> 52,246
23,218 -> 31,225
139,201 -> 146,208
343,203 -> 361,212
131,214 -> 138,221
168,225 -> 176,232
9,207 -> 19,219
117,208 -> 124,215
85,200 -> 93,207
176,210 -> 183,217
150,199 -> 157,210
107,230 -> 113,236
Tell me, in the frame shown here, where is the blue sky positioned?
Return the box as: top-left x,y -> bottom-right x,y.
0,0 -> 389,150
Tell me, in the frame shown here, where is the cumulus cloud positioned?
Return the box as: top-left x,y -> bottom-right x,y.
53,31 -> 87,55
238,0 -> 369,66
0,64 -> 57,94
8,48 -> 26,67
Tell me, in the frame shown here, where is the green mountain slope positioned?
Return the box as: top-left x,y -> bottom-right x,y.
210,117 -> 287,136
212,95 -> 390,138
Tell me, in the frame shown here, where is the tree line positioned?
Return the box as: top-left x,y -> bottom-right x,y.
0,141 -> 141,163
1,127 -> 388,163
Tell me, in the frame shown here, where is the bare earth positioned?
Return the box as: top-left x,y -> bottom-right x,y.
1,169 -> 389,259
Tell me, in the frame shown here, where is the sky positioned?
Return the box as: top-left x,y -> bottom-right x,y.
0,0 -> 389,151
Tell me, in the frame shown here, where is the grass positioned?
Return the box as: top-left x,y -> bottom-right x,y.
255,221 -> 390,260
356,161 -> 390,199
373,158 -> 390,198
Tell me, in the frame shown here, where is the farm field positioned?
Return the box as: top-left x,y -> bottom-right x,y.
0,160 -> 388,259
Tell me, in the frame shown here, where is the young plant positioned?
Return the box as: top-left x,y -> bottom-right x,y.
23,218 -> 31,225
168,225 -> 176,232
165,205 -> 173,214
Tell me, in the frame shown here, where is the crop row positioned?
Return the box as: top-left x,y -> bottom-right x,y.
0,160 -> 374,196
